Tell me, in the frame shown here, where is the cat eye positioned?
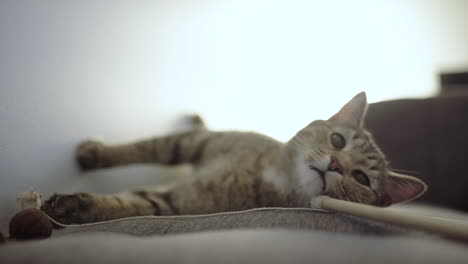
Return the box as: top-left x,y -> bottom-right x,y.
352,170 -> 370,186
330,133 -> 346,149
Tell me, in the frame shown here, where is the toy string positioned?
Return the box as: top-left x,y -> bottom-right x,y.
310,195 -> 468,241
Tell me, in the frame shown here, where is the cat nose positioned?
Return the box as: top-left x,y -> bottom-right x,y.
328,156 -> 344,174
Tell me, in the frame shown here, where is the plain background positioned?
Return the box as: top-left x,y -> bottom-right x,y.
1,0 -> 468,232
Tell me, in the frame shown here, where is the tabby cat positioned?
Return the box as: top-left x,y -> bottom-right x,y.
41,92 -> 427,224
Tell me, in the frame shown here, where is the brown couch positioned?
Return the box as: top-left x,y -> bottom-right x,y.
366,94 -> 468,211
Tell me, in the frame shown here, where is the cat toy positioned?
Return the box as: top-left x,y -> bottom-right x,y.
310,195 -> 468,241
6,188 -> 53,241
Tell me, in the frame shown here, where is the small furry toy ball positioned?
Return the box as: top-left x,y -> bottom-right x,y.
9,208 -> 53,240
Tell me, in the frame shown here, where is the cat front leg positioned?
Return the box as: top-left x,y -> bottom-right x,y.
76,115 -> 208,171
76,130 -> 215,171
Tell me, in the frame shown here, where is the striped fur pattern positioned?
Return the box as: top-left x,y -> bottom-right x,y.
41,93 -> 427,224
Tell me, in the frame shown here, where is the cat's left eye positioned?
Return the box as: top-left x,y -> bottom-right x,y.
330,133 -> 346,149
352,170 -> 370,186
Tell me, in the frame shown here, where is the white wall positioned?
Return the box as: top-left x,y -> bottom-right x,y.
1,1 -> 174,196
0,0 -> 467,226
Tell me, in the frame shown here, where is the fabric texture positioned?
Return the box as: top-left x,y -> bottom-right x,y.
1,207 -> 468,264
51,207 -> 409,237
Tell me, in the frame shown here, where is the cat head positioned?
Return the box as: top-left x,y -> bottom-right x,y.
289,92 -> 427,206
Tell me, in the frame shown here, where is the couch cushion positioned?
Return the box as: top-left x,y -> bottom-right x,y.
1,229 -> 468,264
52,207 -> 410,237
2,206 -> 468,263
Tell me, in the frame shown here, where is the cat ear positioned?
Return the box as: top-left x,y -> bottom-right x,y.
329,92 -> 368,127
379,171 -> 428,206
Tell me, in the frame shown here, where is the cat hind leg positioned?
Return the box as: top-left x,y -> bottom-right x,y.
75,114 -> 210,171
41,188 -> 178,224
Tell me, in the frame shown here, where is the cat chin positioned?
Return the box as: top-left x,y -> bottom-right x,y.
296,168 -> 343,198
294,168 -> 325,199
323,171 -> 343,191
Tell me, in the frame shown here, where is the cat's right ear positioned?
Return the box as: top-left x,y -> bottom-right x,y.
379,172 -> 428,207
329,92 -> 367,127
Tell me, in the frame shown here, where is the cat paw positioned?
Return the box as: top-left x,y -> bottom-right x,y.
188,114 -> 205,129
41,193 -> 95,224
174,114 -> 207,132
76,140 -> 105,170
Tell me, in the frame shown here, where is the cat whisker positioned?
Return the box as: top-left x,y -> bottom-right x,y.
309,148 -> 324,160
288,138 -> 307,151
295,135 -> 310,147
286,147 -> 307,157
288,147 -> 306,156
338,183 -> 351,201
311,148 -> 322,156
287,141 -> 308,156
390,168 -> 420,176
